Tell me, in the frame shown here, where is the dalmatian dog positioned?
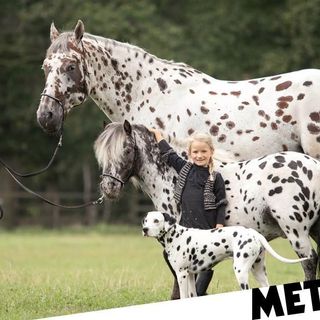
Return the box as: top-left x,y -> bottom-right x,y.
142,211 -> 308,299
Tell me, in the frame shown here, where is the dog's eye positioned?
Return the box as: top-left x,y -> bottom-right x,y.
154,219 -> 159,223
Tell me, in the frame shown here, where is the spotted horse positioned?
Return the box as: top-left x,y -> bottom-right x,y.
37,20 -> 320,160
94,121 -> 320,284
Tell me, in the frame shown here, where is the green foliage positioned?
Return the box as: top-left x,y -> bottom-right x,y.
2,0 -> 320,223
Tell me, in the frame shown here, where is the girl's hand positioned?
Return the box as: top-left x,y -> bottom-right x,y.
148,128 -> 164,143
215,224 -> 224,228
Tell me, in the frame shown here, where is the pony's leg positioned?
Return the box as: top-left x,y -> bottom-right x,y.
177,271 -> 189,299
251,250 -> 269,287
233,258 -> 250,290
187,273 -> 197,298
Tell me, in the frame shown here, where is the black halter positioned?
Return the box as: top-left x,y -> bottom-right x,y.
101,134 -> 139,187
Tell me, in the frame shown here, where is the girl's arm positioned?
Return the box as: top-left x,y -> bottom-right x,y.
149,128 -> 187,173
214,172 -> 228,227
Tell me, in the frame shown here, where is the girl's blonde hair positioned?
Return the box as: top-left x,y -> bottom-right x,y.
187,132 -> 215,180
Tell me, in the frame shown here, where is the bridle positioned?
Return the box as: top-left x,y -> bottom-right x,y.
101,134 -> 139,188
0,39 -> 104,213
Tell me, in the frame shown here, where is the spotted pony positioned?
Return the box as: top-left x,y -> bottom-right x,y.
37,20 -> 320,160
94,121 -> 320,282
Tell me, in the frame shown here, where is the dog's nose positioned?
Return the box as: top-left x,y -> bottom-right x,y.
142,227 -> 148,234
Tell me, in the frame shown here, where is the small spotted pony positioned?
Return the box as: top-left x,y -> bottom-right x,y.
37,20 -> 320,160
94,121 -> 320,283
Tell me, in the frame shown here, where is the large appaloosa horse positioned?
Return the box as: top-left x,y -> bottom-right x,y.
94,121 -> 320,283
37,20 -> 320,160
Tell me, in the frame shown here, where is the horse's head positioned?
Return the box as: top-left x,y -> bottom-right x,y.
37,20 -> 89,135
94,120 -> 138,199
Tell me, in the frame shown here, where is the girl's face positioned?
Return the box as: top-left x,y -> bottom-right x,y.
188,140 -> 213,167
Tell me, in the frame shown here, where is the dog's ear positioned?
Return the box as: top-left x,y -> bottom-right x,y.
162,212 -> 176,225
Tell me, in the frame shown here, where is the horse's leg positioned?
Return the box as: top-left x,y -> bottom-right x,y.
251,250 -> 269,287
162,250 -> 180,299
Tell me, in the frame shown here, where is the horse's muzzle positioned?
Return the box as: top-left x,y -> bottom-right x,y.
37,109 -> 63,136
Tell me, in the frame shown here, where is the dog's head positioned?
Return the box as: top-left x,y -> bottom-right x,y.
142,211 -> 176,238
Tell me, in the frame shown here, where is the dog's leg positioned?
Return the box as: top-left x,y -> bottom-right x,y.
187,273 -> 197,298
251,250 -> 269,287
233,258 -> 250,290
177,271 -> 189,299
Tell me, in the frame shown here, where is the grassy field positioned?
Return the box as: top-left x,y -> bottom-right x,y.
0,225 -> 306,319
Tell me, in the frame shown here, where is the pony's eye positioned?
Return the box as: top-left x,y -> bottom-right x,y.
154,219 -> 159,223
66,64 -> 76,72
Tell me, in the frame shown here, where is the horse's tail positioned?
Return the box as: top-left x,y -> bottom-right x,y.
252,229 -> 309,264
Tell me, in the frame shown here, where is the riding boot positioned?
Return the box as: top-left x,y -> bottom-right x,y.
162,250 -> 180,299
195,269 -> 214,296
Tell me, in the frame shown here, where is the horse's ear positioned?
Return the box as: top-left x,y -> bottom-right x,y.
123,120 -> 132,135
74,20 -> 85,43
50,22 -> 60,43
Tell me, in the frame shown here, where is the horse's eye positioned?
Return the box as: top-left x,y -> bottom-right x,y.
66,64 -> 76,72
154,219 -> 159,224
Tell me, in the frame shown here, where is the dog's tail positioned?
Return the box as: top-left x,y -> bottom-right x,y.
252,229 -> 309,263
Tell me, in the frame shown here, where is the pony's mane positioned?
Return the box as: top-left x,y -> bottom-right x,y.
47,31 -> 192,69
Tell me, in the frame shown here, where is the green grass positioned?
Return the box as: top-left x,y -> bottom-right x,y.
0,225 -> 306,319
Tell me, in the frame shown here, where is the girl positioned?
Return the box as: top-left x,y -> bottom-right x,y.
149,129 -> 228,298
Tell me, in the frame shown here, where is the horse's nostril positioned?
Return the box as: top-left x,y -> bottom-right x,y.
47,111 -> 53,120
108,181 -> 115,188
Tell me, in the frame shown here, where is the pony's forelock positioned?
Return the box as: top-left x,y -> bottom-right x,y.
94,123 -> 127,171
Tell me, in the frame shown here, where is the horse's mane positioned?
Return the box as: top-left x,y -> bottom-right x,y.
47,31 -> 192,69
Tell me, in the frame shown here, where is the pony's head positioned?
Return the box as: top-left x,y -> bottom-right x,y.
37,20 -> 89,135
94,120 -> 138,199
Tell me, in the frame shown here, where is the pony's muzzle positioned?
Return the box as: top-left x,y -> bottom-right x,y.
99,179 -> 122,199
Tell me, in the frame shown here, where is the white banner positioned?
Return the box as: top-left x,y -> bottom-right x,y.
41,280 -> 320,320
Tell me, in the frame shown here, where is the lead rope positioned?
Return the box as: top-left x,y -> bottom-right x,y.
3,166 -> 104,209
